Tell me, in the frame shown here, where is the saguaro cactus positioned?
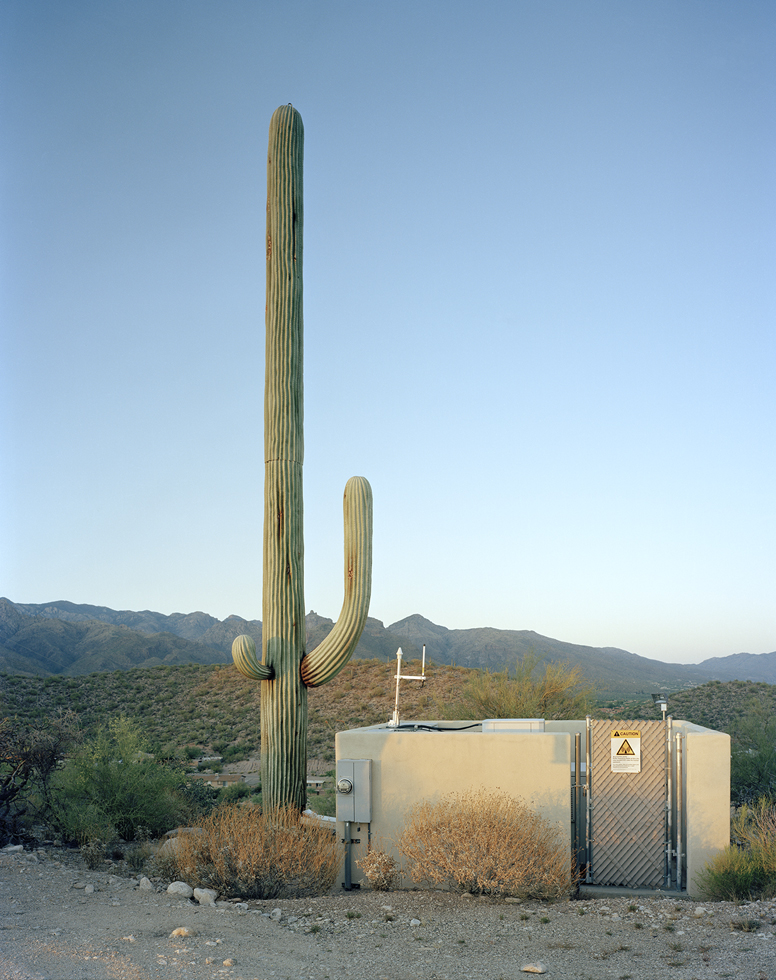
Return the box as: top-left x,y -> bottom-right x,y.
232,105 -> 373,811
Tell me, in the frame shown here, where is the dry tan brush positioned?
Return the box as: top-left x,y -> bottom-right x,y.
398,789 -> 576,900
167,804 -> 343,899
356,841 -> 400,891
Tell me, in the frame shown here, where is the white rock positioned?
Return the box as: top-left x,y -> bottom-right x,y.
693,907 -> 708,917
410,918 -> 422,927
521,963 -> 547,974
167,881 -> 194,898
193,887 -> 218,905
84,884 -> 94,894
2,844 -> 23,853
269,908 -> 282,921
138,877 -> 154,891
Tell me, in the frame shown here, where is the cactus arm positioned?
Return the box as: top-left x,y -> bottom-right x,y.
301,475 -> 373,688
232,634 -> 274,680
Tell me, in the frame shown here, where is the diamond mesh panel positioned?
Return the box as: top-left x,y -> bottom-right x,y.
589,720 -> 666,888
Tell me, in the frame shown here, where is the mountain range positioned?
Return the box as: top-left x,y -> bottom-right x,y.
1,597 -> 774,699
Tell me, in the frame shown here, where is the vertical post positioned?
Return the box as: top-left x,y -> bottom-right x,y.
665,716 -> 673,889
676,733 -> 684,892
574,731 -> 582,878
585,715 -> 592,883
343,820 -> 352,890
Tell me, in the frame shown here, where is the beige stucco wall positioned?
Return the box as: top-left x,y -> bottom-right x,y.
335,718 -> 730,896
335,723 -> 571,890
672,722 -> 731,897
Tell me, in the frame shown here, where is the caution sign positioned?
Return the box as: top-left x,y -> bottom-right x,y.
611,729 -> 641,773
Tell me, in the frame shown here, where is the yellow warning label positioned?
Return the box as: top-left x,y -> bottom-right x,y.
610,731 -> 642,772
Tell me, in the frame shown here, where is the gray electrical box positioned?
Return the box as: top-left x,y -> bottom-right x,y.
336,758 -> 372,823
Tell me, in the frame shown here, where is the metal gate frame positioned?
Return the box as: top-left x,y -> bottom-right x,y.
571,718 -> 686,890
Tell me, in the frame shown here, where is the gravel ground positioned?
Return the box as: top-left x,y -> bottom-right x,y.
2,844 -> 776,980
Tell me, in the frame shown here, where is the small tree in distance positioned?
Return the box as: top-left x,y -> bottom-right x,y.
444,652 -> 594,721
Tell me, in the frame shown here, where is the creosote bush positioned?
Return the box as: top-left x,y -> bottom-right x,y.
356,843 -> 400,891
48,716 -> 194,844
443,653 -> 593,722
697,798 -> 776,900
398,789 -> 575,900
169,804 -> 343,899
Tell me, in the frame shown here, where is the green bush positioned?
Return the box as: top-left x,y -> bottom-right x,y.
220,741 -> 255,763
444,653 -> 593,721
181,778 -> 219,816
697,799 -> 776,900
47,716 -> 194,843
730,707 -> 776,804
220,782 -> 251,803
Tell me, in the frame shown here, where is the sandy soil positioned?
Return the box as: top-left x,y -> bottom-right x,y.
2,844 -> 776,980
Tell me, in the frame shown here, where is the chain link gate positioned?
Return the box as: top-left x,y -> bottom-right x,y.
577,718 -> 685,890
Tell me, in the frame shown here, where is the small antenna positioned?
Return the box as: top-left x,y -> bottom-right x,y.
388,645 -> 426,728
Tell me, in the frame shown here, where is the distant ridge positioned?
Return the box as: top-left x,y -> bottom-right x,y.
386,614 -> 714,696
1,598 -> 774,698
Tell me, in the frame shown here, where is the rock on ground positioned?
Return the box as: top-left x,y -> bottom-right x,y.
1,844 -> 775,979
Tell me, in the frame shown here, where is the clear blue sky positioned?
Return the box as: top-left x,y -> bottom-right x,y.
2,1 -> 774,664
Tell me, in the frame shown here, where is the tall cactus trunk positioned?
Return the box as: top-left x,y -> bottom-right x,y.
232,105 -> 373,812
261,104 -> 307,811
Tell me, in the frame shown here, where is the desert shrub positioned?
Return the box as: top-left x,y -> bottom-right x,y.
80,838 -> 106,870
220,740 -> 254,763
730,707 -> 776,804
697,799 -> 776,900
356,844 -> 400,890
0,712 -> 79,844
219,781 -> 251,803
47,716 -> 194,843
169,805 -> 343,899
398,789 -> 575,899
125,839 -> 155,872
444,653 -> 593,721
179,778 -> 219,816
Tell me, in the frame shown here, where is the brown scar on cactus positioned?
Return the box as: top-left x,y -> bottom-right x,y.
231,104 -> 373,811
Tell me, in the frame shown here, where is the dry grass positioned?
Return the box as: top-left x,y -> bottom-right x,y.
167,804 -> 343,899
397,788 -> 576,899
698,799 -> 776,901
356,843 -> 400,891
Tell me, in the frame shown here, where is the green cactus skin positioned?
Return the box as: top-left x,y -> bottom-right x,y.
231,104 -> 373,811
